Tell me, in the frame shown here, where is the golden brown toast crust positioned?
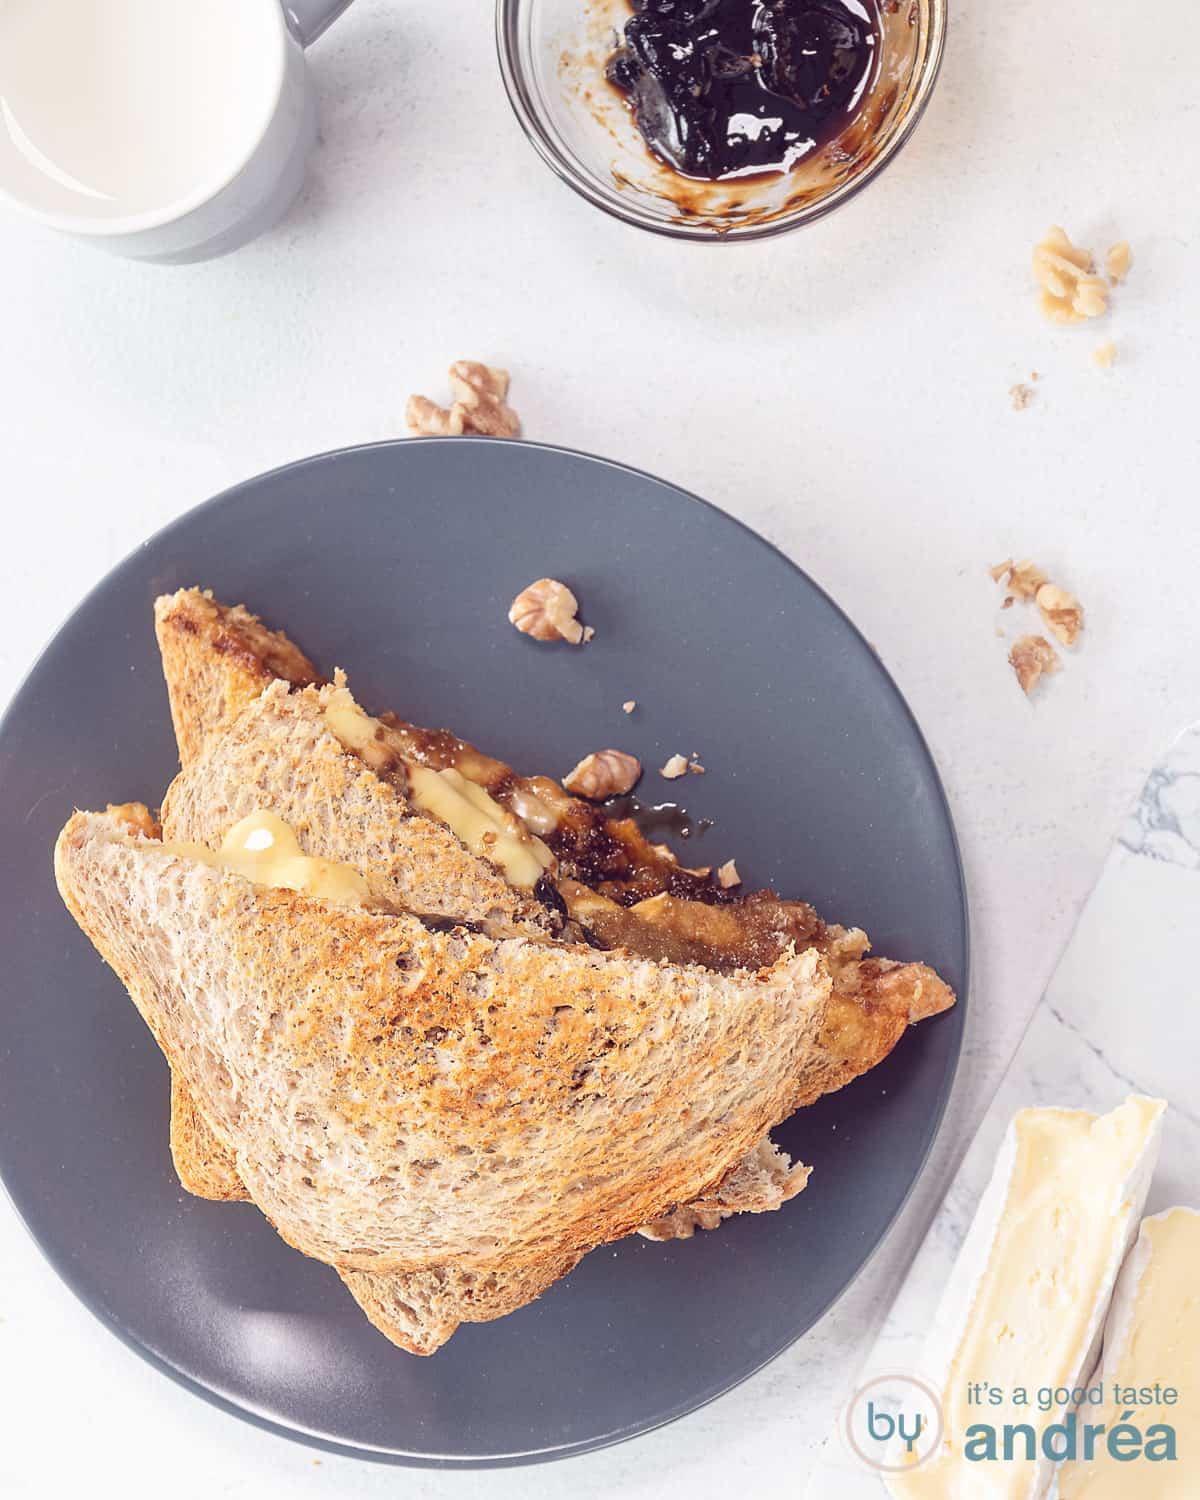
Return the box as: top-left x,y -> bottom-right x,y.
154,590 -> 320,767
169,1076 -> 246,1201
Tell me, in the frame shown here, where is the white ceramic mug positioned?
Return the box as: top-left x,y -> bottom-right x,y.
0,0 -> 355,263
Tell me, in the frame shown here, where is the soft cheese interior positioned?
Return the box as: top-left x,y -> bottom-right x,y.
1057,1205 -> 1199,1498
888,1095 -> 1165,1500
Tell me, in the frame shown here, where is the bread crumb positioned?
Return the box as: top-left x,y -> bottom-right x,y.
1036,583 -> 1084,646
717,859 -> 741,889
1106,241 -> 1132,284
622,699 -> 636,714
660,754 -> 689,780
1010,382 -> 1035,411
989,558 -> 1013,583
689,759 -> 705,775
1094,340 -> 1117,369
1009,634 -> 1060,695
1032,226 -> 1109,323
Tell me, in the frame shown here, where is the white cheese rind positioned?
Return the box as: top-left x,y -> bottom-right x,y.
1055,1205 -> 1200,1499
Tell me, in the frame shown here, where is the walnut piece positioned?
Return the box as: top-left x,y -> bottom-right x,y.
447,361 -> 520,437
660,754 -> 689,780
1032,226 -> 1109,324
992,557 -> 1049,601
1009,634 -> 1060,695
1036,583 -> 1084,646
717,859 -> 741,889
1106,241 -> 1132,284
1094,341 -> 1117,369
406,360 -> 520,439
508,578 -> 585,645
1010,383 -> 1034,411
562,749 -> 642,800
622,699 -> 637,714
405,395 -> 465,437
639,1206 -> 728,1240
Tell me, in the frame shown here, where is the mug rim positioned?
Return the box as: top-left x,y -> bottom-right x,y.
0,0 -> 290,239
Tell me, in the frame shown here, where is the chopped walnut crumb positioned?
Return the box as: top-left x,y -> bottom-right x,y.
1036,583 -> 1084,646
405,395 -> 465,437
562,749 -> 642,800
639,1206 -> 728,1240
683,865 -> 712,879
582,625 -> 595,643
406,361 -> 520,439
992,558 -> 1049,601
1009,634 -> 1060,695
1106,241 -> 1132,284
621,700 -> 637,714
689,760 -> 705,775
717,859 -> 741,889
1032,226 -> 1109,324
508,578 -> 585,644
447,361 -> 520,437
660,754 -> 689,780
1094,341 -> 1117,369
1010,383 -> 1035,411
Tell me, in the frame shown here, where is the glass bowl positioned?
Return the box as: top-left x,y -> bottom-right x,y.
496,0 -> 947,243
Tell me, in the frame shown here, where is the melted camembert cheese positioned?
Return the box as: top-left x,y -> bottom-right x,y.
163,810 -> 369,906
322,686 -> 552,890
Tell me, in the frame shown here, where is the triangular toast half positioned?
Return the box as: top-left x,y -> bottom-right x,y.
56,808 -> 831,1274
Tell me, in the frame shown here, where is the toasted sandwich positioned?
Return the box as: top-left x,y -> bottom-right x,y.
52,588 -> 955,1354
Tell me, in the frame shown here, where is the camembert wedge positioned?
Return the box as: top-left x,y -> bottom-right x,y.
1057,1206 -> 1199,1498
887,1095 -> 1165,1500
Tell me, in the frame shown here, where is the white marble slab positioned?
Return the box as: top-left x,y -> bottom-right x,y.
805,724 -> 1200,1497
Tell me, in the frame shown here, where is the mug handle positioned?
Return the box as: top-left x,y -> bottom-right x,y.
284,0 -> 356,45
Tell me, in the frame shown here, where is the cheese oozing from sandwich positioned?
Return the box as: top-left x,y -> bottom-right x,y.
888,1095 -> 1165,1500
164,809 -> 369,907
323,686 -> 552,890
1057,1206 -> 1200,1499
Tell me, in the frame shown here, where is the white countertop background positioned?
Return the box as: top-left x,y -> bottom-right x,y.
1,0 -> 1198,1495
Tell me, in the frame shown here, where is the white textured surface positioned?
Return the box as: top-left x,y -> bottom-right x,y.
808,731 -> 1200,1496
1,0 -> 1198,1496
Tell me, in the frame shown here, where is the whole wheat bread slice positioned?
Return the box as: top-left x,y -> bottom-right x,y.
55,808 -> 830,1275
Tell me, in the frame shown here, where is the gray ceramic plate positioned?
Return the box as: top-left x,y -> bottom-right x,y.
0,439 -> 967,1466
